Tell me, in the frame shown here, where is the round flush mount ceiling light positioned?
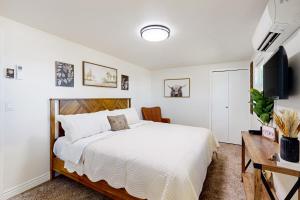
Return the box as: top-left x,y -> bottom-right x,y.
140,25 -> 170,42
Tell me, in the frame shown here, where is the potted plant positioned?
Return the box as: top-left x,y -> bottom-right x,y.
274,110 -> 300,162
250,88 -> 274,134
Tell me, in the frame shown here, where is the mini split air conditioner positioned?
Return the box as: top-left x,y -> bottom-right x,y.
252,0 -> 300,53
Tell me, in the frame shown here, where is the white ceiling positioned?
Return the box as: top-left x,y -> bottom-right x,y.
0,0 -> 268,69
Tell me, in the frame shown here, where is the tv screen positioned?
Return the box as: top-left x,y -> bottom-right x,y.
263,46 -> 288,99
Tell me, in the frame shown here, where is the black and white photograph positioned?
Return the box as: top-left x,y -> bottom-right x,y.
121,75 -> 129,90
55,61 -> 74,87
6,68 -> 15,79
164,78 -> 190,97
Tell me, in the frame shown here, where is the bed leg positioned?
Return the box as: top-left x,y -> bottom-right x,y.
50,169 -> 55,180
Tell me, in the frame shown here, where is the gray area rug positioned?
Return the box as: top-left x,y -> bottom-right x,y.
10,143 -> 245,200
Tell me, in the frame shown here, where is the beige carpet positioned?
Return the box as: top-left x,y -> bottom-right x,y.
9,143 -> 245,200
199,143 -> 246,200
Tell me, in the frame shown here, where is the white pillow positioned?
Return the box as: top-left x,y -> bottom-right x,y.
109,107 -> 140,125
57,110 -> 110,143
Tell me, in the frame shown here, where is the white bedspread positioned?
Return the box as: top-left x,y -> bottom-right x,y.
54,121 -> 219,200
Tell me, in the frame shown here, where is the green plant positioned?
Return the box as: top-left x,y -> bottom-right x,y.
250,88 -> 274,125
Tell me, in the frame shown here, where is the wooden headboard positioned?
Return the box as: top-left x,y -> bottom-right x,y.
49,98 -> 131,169
50,98 -> 131,135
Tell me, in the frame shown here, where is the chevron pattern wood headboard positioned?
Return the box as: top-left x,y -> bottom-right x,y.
50,98 -> 131,138
58,98 -> 131,115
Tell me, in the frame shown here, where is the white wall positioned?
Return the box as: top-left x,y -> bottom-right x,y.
0,16 -> 151,199
273,29 -> 300,200
151,61 -> 250,128
276,29 -> 300,110
0,17 -> 5,200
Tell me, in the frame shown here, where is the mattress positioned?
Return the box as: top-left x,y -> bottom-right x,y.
53,120 -> 219,200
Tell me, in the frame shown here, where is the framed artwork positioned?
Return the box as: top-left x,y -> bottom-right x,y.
121,75 -> 129,90
83,61 -> 117,88
164,78 -> 190,98
6,68 -> 15,79
55,61 -> 74,87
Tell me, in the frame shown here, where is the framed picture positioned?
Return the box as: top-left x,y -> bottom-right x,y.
121,75 -> 129,90
55,61 -> 74,87
262,125 -> 276,141
6,68 -> 15,79
83,61 -> 117,88
164,78 -> 190,98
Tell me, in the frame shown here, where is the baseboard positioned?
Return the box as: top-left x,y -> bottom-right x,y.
1,172 -> 50,200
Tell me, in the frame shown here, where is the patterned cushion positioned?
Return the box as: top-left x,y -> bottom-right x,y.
107,114 -> 130,131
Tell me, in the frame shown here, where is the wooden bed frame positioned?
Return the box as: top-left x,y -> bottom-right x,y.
50,98 -> 143,200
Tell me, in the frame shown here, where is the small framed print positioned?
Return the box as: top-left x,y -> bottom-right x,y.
262,125 -> 276,141
55,61 -> 74,87
6,68 -> 15,79
121,75 -> 129,90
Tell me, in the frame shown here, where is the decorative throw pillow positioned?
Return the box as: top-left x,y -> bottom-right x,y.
109,107 -> 140,125
107,114 -> 130,131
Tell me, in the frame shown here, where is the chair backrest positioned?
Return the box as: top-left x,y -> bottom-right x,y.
141,107 -> 162,122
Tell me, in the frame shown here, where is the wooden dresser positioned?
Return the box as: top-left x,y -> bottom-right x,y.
241,131 -> 300,200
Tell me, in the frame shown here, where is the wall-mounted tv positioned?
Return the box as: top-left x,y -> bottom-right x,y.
263,46 -> 289,99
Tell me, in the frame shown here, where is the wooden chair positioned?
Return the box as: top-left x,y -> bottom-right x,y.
141,107 -> 170,123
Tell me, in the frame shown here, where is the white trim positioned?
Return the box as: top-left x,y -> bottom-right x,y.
1,172 -> 50,200
0,18 -> 4,200
209,70 -> 213,130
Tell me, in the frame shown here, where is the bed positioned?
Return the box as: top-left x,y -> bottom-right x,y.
50,98 -> 219,200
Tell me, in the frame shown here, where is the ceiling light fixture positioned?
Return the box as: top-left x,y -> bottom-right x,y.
140,25 -> 170,42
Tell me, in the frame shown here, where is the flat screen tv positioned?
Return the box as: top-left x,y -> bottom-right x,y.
263,46 -> 288,99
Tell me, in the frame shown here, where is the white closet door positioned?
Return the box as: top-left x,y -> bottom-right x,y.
211,71 -> 229,143
228,70 -> 249,144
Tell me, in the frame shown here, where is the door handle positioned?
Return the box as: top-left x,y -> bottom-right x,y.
225,106 -> 229,108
